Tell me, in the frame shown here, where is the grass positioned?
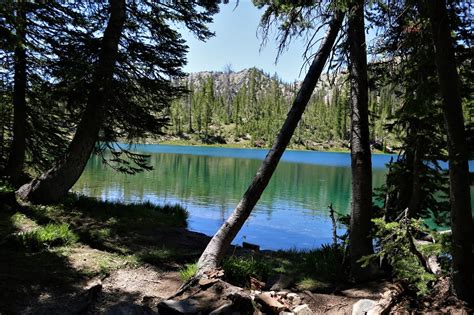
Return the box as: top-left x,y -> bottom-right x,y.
179,263 -> 197,282
139,247 -> 198,265
61,194 -> 189,229
221,244 -> 346,290
16,223 -> 78,251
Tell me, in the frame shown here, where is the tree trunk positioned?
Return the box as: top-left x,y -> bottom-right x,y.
196,11 -> 345,275
347,0 -> 374,281
16,0 -> 126,204
407,134 -> 422,218
427,0 -> 473,303
5,7 -> 27,186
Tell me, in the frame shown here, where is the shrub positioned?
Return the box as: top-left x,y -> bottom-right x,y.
360,217 -> 438,295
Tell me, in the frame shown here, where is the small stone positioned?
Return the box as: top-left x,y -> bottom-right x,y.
292,304 -> 313,315
269,291 -> 276,297
352,299 -> 377,315
287,293 -> 301,306
256,292 -> 285,314
279,312 -> 295,315
250,276 -> 265,290
276,291 -> 288,298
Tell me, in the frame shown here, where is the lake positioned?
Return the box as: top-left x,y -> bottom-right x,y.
73,144 -> 474,250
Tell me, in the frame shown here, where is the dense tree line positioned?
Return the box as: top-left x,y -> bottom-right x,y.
169,68 -> 399,149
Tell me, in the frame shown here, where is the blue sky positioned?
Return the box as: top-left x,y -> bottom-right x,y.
180,1 -> 313,83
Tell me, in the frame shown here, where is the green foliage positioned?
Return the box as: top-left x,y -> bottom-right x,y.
16,223 -> 78,251
170,69 -> 399,150
62,194 -> 189,229
179,263 -> 197,282
222,255 -> 273,287
0,179 -> 14,193
361,218 -> 438,295
222,244 -> 346,289
140,247 -> 197,265
0,2 -> 219,175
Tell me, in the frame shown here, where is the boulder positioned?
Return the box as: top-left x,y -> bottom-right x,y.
352,299 -> 377,315
158,299 -> 200,315
292,304 -> 313,315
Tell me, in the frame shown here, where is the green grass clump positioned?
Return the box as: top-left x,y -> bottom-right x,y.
222,255 -> 273,287
179,263 -> 197,282
63,194 -> 189,229
17,223 -> 78,251
220,244 -> 345,290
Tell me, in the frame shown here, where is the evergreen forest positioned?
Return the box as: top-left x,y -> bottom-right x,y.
0,0 -> 473,314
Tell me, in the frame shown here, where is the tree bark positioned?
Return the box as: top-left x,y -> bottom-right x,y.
5,7 -> 27,186
16,0 -> 126,203
347,0 -> 374,281
407,134 -> 422,218
196,10 -> 345,275
427,0 -> 473,303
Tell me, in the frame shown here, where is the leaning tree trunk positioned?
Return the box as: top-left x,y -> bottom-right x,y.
347,0 -> 374,281
196,10 -> 345,275
5,7 -> 27,186
427,0 -> 473,303
16,0 -> 126,204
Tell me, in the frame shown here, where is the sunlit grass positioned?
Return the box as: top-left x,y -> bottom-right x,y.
179,263 -> 197,282
16,223 -> 78,250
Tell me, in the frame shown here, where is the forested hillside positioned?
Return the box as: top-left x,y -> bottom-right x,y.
167,67 -> 399,151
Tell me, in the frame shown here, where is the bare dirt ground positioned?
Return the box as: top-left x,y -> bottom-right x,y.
0,225 -> 389,314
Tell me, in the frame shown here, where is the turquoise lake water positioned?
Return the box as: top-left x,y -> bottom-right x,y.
73,144 -> 474,250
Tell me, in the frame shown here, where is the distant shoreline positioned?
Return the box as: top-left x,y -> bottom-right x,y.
125,136 -> 393,155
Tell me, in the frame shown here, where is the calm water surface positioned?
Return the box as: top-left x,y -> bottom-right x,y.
73,144 -> 474,250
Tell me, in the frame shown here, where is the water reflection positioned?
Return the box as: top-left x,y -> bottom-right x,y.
74,147 -> 387,250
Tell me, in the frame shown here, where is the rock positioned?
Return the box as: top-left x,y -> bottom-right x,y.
276,291 -> 289,298
286,293 -> 301,306
227,291 -> 255,315
158,299 -> 200,315
255,292 -> 286,314
105,302 -> 155,315
198,278 -> 218,288
265,274 -> 294,291
209,303 -> 234,314
279,312 -> 295,315
352,299 -> 377,315
249,276 -> 265,290
292,304 -> 313,315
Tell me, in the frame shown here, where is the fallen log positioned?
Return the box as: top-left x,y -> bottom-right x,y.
367,282 -> 405,315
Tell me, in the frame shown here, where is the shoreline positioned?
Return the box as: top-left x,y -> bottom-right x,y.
121,137 -> 394,155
